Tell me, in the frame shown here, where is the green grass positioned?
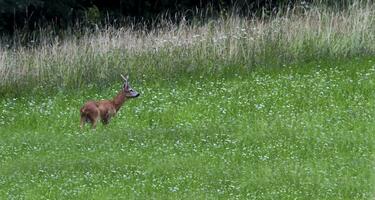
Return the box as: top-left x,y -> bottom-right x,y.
1,57 -> 375,199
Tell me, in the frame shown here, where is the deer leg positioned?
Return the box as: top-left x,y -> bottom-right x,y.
80,116 -> 85,129
101,112 -> 111,125
101,118 -> 109,125
92,117 -> 99,129
89,111 -> 100,129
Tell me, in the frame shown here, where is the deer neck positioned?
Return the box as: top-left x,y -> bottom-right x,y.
113,90 -> 127,111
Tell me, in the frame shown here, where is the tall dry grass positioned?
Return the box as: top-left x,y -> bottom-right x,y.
1,2 -> 375,95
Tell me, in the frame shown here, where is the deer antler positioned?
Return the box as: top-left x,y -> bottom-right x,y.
120,74 -> 127,81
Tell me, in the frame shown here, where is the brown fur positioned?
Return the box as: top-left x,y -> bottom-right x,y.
80,75 -> 139,129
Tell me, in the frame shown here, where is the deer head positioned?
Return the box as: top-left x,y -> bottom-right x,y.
121,74 -> 140,98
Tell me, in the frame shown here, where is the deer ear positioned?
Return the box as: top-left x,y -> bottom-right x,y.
123,82 -> 129,90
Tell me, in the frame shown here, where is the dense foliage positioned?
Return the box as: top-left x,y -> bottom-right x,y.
0,0 -> 359,33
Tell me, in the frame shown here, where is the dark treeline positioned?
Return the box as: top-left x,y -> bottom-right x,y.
0,0 -> 358,34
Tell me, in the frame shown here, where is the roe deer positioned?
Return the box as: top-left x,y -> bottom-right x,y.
80,74 -> 140,129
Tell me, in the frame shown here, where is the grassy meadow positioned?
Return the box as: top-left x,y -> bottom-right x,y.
1,2 -> 375,199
